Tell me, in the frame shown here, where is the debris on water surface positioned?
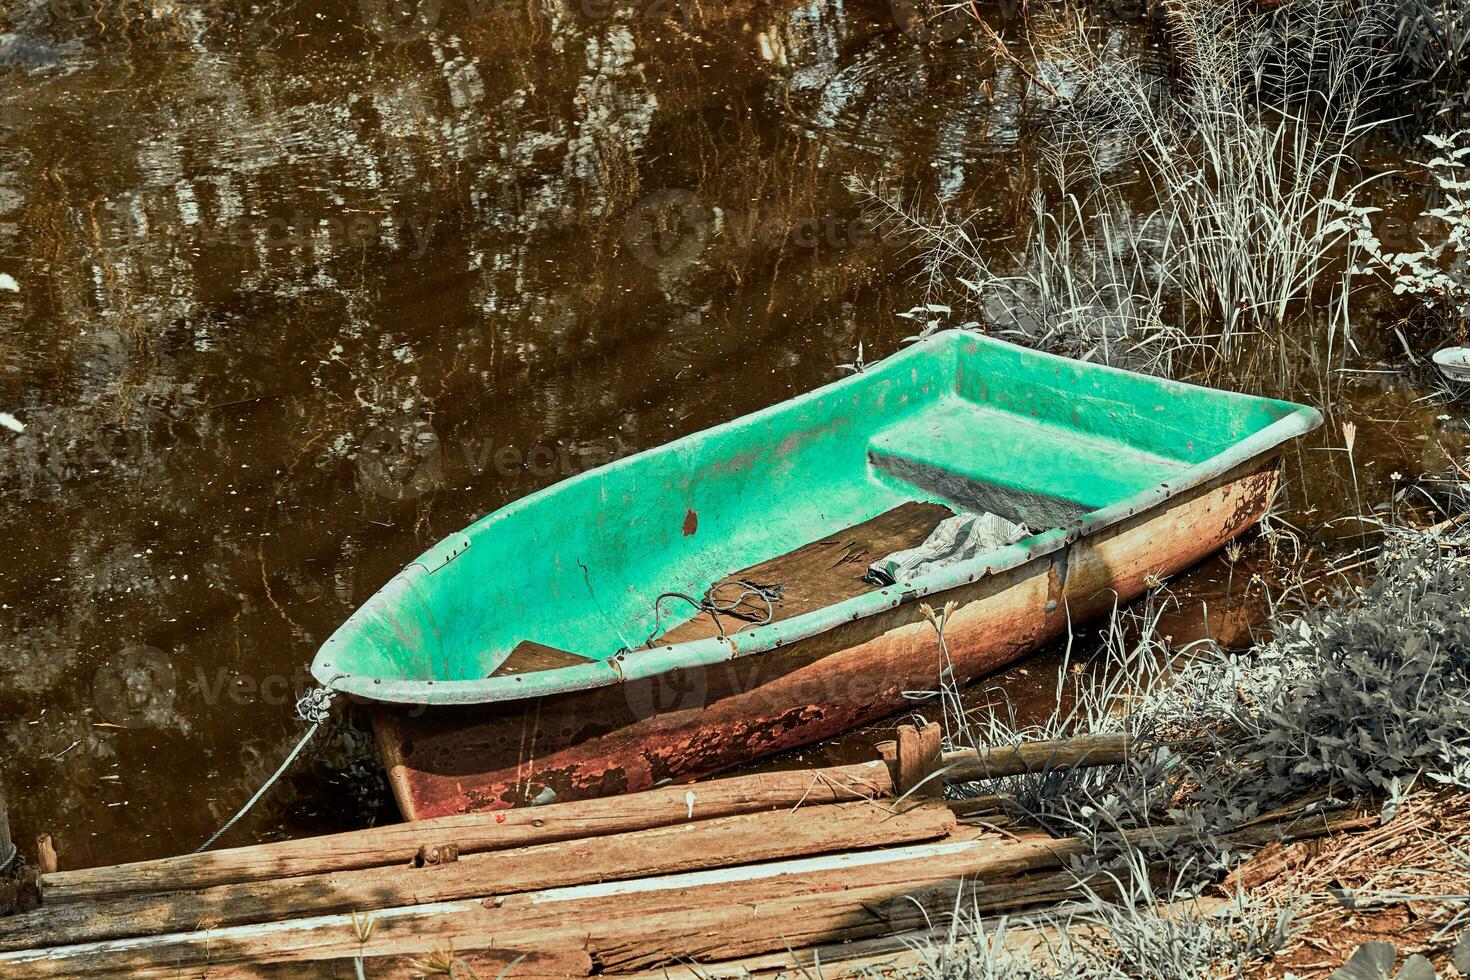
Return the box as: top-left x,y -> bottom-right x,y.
0,413 -> 22,433
0,274 -> 17,292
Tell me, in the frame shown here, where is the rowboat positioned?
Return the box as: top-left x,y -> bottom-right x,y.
1433,346 -> 1470,383
313,331 -> 1320,820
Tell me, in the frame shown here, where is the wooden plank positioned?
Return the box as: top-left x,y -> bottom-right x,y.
1,802 -> 953,952
1,838 -> 995,977
570,809 -> 1367,973
490,641 -> 595,677
0,838 -> 1059,973
39,760 -> 895,906
3,807 -> 1369,976
656,502 -> 953,645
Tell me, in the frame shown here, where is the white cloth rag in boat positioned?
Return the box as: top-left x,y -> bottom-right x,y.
867,512 -> 1030,586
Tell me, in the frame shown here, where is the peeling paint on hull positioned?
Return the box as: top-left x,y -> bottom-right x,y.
373,458 -> 1280,820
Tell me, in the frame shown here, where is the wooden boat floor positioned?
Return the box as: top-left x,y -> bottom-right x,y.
654,501 -> 955,646
491,640 -> 596,678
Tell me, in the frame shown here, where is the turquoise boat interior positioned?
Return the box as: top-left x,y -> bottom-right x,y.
314,331 -> 1320,704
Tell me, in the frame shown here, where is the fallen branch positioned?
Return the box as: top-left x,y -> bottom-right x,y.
940,734 -> 1134,783
964,1 -> 1060,99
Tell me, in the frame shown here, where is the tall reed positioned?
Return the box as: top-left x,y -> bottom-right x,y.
869,0 -> 1396,376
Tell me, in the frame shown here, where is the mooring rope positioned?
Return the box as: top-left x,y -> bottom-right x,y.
0,841 -> 16,876
194,680 -> 342,854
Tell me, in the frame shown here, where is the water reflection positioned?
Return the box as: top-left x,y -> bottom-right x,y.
0,0 -> 1445,866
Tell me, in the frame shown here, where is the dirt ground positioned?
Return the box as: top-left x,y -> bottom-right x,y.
1238,790 -> 1470,978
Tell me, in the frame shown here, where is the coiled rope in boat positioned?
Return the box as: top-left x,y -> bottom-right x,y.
194,679 -> 342,853
639,579 -> 785,649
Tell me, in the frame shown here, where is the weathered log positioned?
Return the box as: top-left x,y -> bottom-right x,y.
1,806 -> 1369,976
580,807 -> 1369,973
35,732 -> 1118,909
39,759 -> 894,905
617,919 -> 979,979
0,800 -> 952,953
945,795 -> 1006,818
941,734 -> 1134,783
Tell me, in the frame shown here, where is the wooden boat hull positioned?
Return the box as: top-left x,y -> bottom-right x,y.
373,455 -> 1279,820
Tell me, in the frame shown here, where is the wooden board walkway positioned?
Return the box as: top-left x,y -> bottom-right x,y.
0,727 -> 1368,978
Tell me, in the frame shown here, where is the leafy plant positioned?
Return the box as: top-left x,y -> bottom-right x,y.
1159,529 -> 1470,809
1347,131 -> 1470,331
1329,940 -> 1436,980
1387,0 -> 1470,122
1234,535 -> 1470,798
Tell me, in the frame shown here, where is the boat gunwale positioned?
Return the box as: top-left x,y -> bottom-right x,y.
314,332 -> 1323,706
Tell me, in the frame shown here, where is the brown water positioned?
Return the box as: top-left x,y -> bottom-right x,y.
0,0 -> 1460,867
